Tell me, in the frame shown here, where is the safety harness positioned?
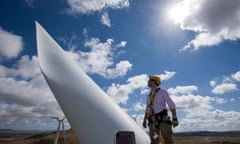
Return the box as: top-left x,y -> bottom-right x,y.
147,88 -> 170,125
146,88 -> 161,140
147,88 -> 160,119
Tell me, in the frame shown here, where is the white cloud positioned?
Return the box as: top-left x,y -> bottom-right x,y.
0,27 -> 24,60
159,71 -> 176,81
232,71 -> 240,81
106,71 -> 176,104
65,0 -> 129,28
116,41 -> 127,48
106,74 -> 148,104
168,85 -> 198,95
176,109 -> 240,132
0,55 -> 40,79
168,85 -> 238,132
212,97 -> 227,104
107,83 -> 130,104
0,55 -> 65,130
66,0 -> 130,14
0,77 -> 64,130
0,101 -> 66,130
212,82 -> 238,95
180,32 -> 222,51
169,0 -> 240,51
126,74 -> 149,89
210,80 -> 216,87
75,37 -> 132,78
106,61 -> 132,78
172,94 -> 213,111
168,85 -> 228,111
210,71 -> 240,94
0,73 -> 61,113
133,102 -> 145,112
101,12 -> 111,27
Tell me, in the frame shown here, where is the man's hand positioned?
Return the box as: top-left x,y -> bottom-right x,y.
172,116 -> 178,128
142,120 -> 147,128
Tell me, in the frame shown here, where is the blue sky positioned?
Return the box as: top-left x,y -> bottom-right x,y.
0,0 -> 240,132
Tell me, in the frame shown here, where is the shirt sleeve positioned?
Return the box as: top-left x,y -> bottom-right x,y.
163,89 -> 176,110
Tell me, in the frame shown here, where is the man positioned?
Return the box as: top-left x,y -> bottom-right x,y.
143,75 -> 178,144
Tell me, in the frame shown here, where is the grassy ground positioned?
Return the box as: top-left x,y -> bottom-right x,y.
1,129 -> 239,144
0,129 -> 79,144
173,136 -> 240,144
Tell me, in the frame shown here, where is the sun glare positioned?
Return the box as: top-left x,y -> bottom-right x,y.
168,4 -> 188,24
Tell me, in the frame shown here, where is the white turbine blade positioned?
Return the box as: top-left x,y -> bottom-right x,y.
36,21 -> 150,144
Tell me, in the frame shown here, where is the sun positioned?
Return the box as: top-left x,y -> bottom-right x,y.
168,3 -> 188,25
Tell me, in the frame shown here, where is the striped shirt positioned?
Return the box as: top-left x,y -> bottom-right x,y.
145,88 -> 176,114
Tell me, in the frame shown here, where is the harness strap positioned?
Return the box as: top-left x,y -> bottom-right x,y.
146,88 -> 160,118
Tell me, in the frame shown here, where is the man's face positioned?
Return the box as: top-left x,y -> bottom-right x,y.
147,79 -> 155,88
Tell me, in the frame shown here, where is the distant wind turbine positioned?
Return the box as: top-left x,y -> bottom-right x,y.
132,111 -> 140,122
50,117 -> 67,144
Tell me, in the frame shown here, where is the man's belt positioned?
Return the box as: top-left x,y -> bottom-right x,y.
154,109 -> 171,125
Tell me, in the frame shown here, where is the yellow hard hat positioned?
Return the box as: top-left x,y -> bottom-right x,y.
149,75 -> 161,86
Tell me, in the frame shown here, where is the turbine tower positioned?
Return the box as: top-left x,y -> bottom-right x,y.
51,117 -> 67,144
